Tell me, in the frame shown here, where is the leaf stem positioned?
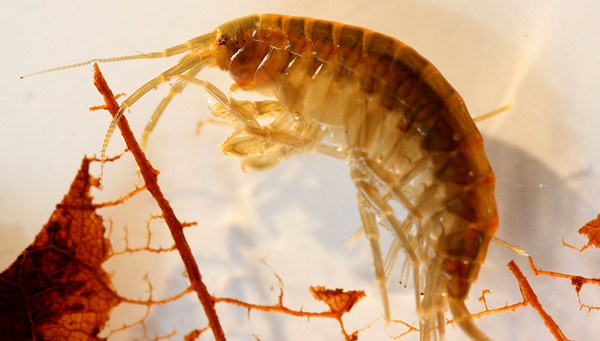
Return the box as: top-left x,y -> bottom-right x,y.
91,63 -> 226,341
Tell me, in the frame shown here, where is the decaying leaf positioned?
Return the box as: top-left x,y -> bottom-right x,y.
578,214 -> 600,250
309,286 -> 365,314
0,157 -> 120,341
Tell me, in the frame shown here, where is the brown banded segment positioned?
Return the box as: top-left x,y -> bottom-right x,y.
337,25 -> 365,70
395,100 -> 438,133
260,14 -> 285,31
307,20 -> 336,61
392,43 -> 431,77
442,223 -> 495,299
446,180 -> 498,224
393,80 -> 445,135
421,114 -> 470,152
282,17 -> 310,55
443,257 -> 480,298
367,32 -> 398,58
365,32 -> 400,86
441,228 -> 489,266
362,34 -> 401,108
425,68 -> 459,106
434,146 -> 493,186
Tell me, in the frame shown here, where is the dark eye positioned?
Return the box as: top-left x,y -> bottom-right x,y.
216,34 -> 227,45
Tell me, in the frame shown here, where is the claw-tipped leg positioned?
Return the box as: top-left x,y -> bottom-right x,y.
356,193 -> 391,319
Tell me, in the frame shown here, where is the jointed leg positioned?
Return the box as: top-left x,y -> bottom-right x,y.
140,63 -> 205,152
356,192 -> 390,318
174,75 -> 325,169
100,51 -> 213,180
349,152 -> 424,321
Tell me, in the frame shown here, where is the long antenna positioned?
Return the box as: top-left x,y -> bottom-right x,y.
21,52 -> 172,78
20,33 -> 215,78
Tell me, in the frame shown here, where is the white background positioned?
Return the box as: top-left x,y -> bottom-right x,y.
1,1 -> 600,340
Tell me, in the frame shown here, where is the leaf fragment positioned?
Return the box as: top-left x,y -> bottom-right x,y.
578,214 -> 600,250
309,286 -> 365,314
0,157 -> 120,341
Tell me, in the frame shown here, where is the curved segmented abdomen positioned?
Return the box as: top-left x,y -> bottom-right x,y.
223,14 -> 499,339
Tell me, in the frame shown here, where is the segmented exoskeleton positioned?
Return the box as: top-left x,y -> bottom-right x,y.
27,14 -> 499,340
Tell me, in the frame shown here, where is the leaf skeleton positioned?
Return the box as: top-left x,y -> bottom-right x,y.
25,14 -> 517,341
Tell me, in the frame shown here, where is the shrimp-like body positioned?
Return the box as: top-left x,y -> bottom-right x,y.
31,14 -> 498,340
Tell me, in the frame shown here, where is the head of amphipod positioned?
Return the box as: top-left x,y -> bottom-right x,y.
214,15 -> 266,89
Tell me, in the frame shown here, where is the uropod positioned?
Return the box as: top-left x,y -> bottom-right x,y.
26,14 -> 502,341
